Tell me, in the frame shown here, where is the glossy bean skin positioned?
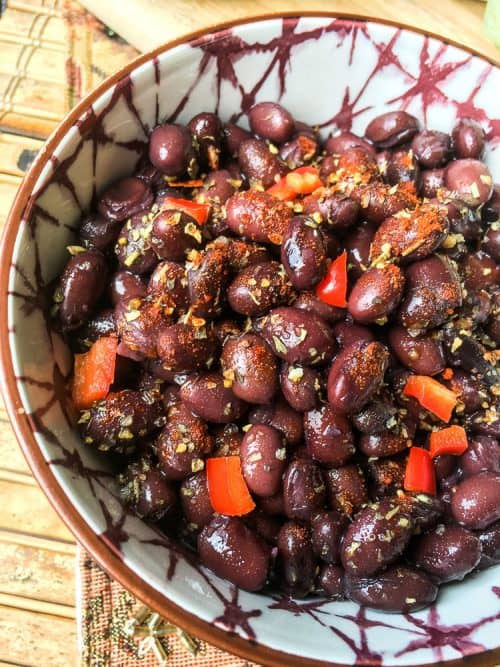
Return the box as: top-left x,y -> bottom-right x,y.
341,498 -> 414,576
324,465 -> 368,517
221,333 -> 278,404
226,238 -> 271,272
179,373 -> 247,424
188,112 -> 222,169
344,220 -> 376,278
225,189 -> 292,244
228,261 -> 293,317
397,493 -> 444,532
149,124 -> 195,177
345,565 -> 437,613
445,370 -> 487,413
198,516 -> 271,592
188,244 -> 231,319
283,458 -> 326,521
327,340 -> 389,414
115,293 -> 174,359
411,130 -> 451,168
279,133 -> 318,169
249,398 -> 304,447
76,309 -> 116,349
79,214 -> 122,251
248,101 -> 295,144
196,168 -> 236,211
119,458 -> 177,521
483,224 -> 500,262
451,472 -> 500,529
115,215 -> 157,275
317,564 -> 345,598
367,455 -> 407,498
180,471 -> 214,529
443,327 -> 498,387
351,399 -> 397,434
148,261 -> 189,313
212,423 -> 242,458
388,326 -> 445,376
460,437 -> 500,477
325,131 -> 375,156
240,424 -> 286,497
110,270 -> 147,305
304,405 -> 355,467
294,291 -> 345,324
223,123 -> 252,157
348,265 -> 405,324
303,191 -> 360,231
281,216 -> 327,290
212,319 -> 241,347
58,249 -> 108,330
359,430 -> 412,458
157,403 -> 213,480
398,254 -> 462,332
258,306 -> 335,366
151,209 -> 202,261
452,118 -> 485,159
420,168 -> 445,198
83,389 -> 165,453
413,523 -> 481,582
331,320 -> 375,351
386,149 -> 420,186
370,203 -> 449,263
365,111 -> 419,148
462,250 -> 499,293
156,323 -> 218,373
277,521 -> 315,597
311,510 -> 347,564
238,138 -> 285,189
280,363 -> 321,412
97,177 -> 153,222
477,521 -> 500,569
350,181 -> 418,225
445,159 -> 493,207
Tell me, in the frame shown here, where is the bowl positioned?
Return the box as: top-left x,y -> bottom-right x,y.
1,13 -> 499,667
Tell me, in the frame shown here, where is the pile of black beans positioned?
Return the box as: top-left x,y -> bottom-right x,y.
56,101 -> 499,612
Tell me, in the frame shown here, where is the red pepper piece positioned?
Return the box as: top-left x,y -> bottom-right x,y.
206,456 -> 256,516
315,251 -> 348,307
285,166 -> 322,194
403,375 -> 457,423
267,177 -> 296,201
160,196 -> 210,225
429,425 -> 468,459
72,336 -> 118,410
404,446 -> 436,495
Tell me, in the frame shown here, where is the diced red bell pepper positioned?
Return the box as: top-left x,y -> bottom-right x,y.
160,196 -> 210,225
404,446 -> 436,495
72,336 -> 118,410
206,456 -> 255,516
403,375 -> 457,423
285,166 -> 323,194
429,425 -> 468,459
166,179 -> 204,188
267,177 -> 296,201
315,251 -> 348,307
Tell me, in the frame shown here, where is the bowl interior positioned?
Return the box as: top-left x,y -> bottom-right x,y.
4,15 -> 500,667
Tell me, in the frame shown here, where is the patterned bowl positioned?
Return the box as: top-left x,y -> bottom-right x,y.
1,14 -> 499,667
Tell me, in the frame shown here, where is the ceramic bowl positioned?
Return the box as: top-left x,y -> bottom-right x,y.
1,14 -> 499,667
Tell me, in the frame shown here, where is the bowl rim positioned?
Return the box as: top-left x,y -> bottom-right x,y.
1,11 -> 499,667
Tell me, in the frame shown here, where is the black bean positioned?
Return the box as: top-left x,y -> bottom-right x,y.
283,458 -> 326,521
311,510 -> 347,564
277,521 -> 315,598
324,465 -> 368,517
281,216 -> 327,290
445,159 -> 493,207
179,372 -> 247,424
151,209 -> 202,261
119,458 -> 176,521
240,424 -> 286,497
303,190 -> 360,231
79,214 -> 122,251
279,363 -> 321,412
188,112 -> 222,169
249,398 -> 304,447
149,123 -> 196,177
411,130 -> 451,168
58,249 -> 108,330
180,471 -> 214,529
238,138 -> 285,189
476,520 -> 500,569
348,265 -> 405,324
304,405 -> 355,467
248,101 -> 295,144
110,270 -> 147,306
221,333 -> 278,404
157,323 -> 218,373
451,472 -> 500,529
460,436 -> 500,477
413,523 -> 481,582
317,564 -> 345,598
98,177 -> 153,222
225,189 -> 292,244
115,214 -> 157,275
388,326 -> 445,376
365,111 -> 419,148
452,118 -> 485,159
228,261 -> 293,317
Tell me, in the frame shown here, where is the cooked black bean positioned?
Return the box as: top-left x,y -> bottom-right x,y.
188,112 -> 222,169
149,123 -> 196,177
110,270 -> 147,306
226,237 -> 271,272
444,159 -> 493,207
351,399 -> 397,434
258,490 -> 285,516
327,340 -> 389,414
58,249 -> 108,330
179,373 -> 247,424
348,265 -> 405,324
238,138 -> 285,189
341,498 -> 413,576
283,458 -> 326,521
248,101 -> 294,144
345,565 -> 437,613
240,424 -> 286,497
280,363 -> 320,412
483,224 -> 500,262
367,455 -> 407,498
83,389 -> 165,453
115,293 -> 174,359
388,326 -> 445,376
198,516 -> 271,591
443,327 -> 498,386
157,402 -> 213,480
249,398 -> 304,447
180,471 -> 214,529
222,123 -> 252,157
386,149 -> 420,186
451,472 -> 500,529
365,111 -> 419,148
413,523 -> 481,582
258,306 -> 335,366
119,458 -> 177,521
147,260 -> 189,314
228,261 -> 293,317
212,319 -> 241,346
477,520 -> 500,569
212,423 -> 242,457
445,369 -> 487,413
311,510 -> 347,564
281,216 -> 327,290
279,133 -> 318,169
226,189 -> 292,244
157,323 -> 218,373
359,431 -> 411,458
277,521 -> 315,598
221,333 -> 278,404
188,243 -> 231,319
452,118 -> 485,159
317,564 -> 345,598
324,465 -> 368,517
76,308 -> 116,349
98,176 -> 153,222
151,209 -> 202,261
325,131 -> 375,156
304,405 -> 355,467
331,319 -> 375,348
79,214 -> 122,251
303,190 -> 360,231
397,492 -> 445,532
460,436 -> 500,477
294,291 -> 345,324
350,181 -> 418,225
411,130 -> 451,168
462,250 -> 499,293
420,168 -> 445,198
115,214 -> 157,275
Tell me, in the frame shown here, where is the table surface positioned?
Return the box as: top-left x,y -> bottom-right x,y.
0,1 -> 498,666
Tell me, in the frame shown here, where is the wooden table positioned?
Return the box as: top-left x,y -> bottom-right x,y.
0,1 -> 498,666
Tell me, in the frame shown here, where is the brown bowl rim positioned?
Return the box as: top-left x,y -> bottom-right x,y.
1,11 -> 499,667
